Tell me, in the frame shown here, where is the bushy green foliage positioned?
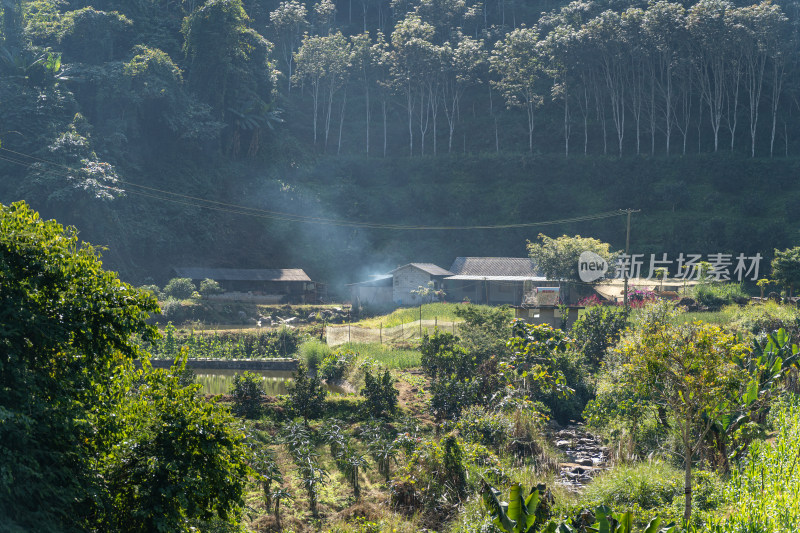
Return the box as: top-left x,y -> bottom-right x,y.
360,369 -> 399,418
139,283 -> 163,299
230,371 -> 266,419
456,406 -> 514,450
771,247 -> 800,295
718,396 -> 800,531
103,361 -> 250,532
571,306 -> 629,365
287,360 -> 326,423
390,435 -> 486,512
527,234 -> 617,282
148,327 -> 301,359
691,283 -> 749,310
164,277 -> 196,299
0,202 -> 247,531
420,331 -> 480,421
454,304 -> 514,361
722,302 -> 800,343
581,462 -> 683,521
199,278 -> 224,296
320,348 -> 357,381
298,338 -> 332,373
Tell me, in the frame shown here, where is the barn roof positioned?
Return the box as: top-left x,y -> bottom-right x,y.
390,263 -> 454,276
173,267 -> 312,282
447,257 -> 542,278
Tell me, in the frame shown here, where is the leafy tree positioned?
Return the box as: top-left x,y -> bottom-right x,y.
199,277 -> 224,296
527,233 -> 617,282
182,0 -> 277,155
230,370 -> 266,419
163,276 -> 196,299
453,304 -> 513,362
361,369 -> 399,418
270,0 -> 308,93
287,359 -> 327,423
613,311 -> 749,522
771,246 -> 800,296
491,27 -> 543,153
0,201 -> 158,531
571,306 -> 629,365
103,359 -> 250,531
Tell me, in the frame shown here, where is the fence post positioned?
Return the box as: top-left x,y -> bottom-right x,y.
435,316 -> 437,330
380,322 -> 383,344
348,320 -> 351,343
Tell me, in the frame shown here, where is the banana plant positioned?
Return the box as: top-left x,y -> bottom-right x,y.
706,328 -> 800,468
480,480 -> 552,533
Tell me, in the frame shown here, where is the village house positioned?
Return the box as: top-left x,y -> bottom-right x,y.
390,263 -> 454,306
172,267 -> 317,303
443,257 -> 549,306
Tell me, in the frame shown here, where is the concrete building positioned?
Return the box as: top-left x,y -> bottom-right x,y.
390,263 -> 453,306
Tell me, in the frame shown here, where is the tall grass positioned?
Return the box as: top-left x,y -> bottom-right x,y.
353,303 -> 494,329
336,342 -> 421,369
718,396 -> 800,532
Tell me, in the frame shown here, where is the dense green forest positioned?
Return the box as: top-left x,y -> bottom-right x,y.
1,0 -> 799,286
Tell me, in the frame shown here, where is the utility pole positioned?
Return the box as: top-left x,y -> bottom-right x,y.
622,209 -> 641,310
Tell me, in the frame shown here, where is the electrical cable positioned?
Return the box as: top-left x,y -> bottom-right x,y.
0,145 -> 631,230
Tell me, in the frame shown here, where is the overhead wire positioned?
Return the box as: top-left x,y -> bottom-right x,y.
0,145 -> 630,230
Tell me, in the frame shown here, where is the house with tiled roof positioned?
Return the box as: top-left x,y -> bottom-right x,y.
172,267 -> 317,303
443,257 -> 549,305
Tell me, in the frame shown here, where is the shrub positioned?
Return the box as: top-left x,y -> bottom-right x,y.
692,283 -> 749,310
160,297 -> 183,320
163,277 -> 196,299
723,301 -> 800,343
571,306 -> 628,365
538,349 -> 594,424
139,284 -> 163,299
287,360 -> 326,423
456,406 -> 513,450
581,461 -> 682,524
199,278 -> 223,296
298,339 -> 332,375
320,349 -> 357,382
230,371 -> 266,419
360,369 -> 399,418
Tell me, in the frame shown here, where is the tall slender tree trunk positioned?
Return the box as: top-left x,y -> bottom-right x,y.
382,99 -> 388,157
337,87 -> 347,155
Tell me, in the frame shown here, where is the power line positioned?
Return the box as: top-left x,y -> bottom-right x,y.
0,145 -> 630,230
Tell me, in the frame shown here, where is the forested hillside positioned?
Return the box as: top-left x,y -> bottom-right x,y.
1,0 -> 799,286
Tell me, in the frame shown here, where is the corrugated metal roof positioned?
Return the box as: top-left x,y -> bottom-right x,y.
448,257 -> 541,277
445,275 -> 548,281
173,267 -> 312,282
390,263 -> 454,276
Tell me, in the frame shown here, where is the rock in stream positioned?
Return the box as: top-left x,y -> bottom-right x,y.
550,424 -> 609,492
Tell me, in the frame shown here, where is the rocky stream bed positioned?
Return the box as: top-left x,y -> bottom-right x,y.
550,424 -> 610,492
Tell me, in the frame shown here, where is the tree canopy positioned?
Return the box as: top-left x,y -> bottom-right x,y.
0,201 -> 249,531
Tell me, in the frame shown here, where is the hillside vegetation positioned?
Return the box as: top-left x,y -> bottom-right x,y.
1,0 -> 798,285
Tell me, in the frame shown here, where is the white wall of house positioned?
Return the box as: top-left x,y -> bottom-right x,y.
392,266 -> 433,306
